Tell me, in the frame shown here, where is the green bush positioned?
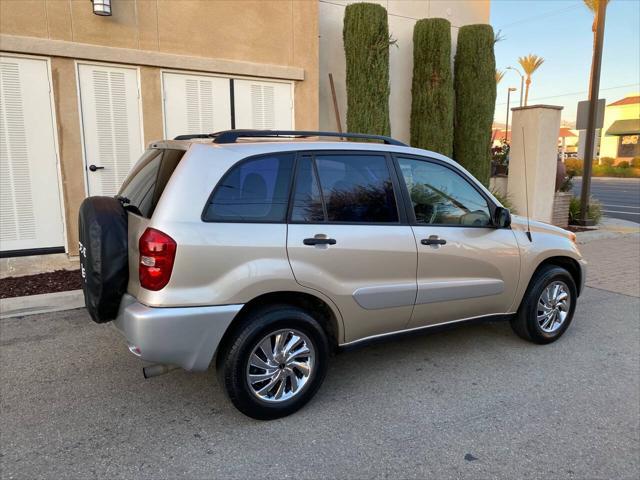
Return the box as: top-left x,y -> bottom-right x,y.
565,158 -> 583,175
453,24 -> 497,186
569,196 -> 602,225
410,18 -> 454,156
631,157 -> 640,168
600,156 -> 615,166
490,187 -> 517,214
618,160 -> 630,168
343,3 -> 391,136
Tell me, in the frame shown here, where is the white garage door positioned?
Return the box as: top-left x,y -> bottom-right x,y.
0,55 -> 65,255
78,63 -> 143,197
233,78 -> 293,130
162,72 -> 231,139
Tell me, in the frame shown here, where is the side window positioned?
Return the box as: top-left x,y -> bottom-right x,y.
203,153 -> 294,222
119,149 -> 184,218
291,153 -> 399,223
398,157 -> 491,226
291,157 -> 325,222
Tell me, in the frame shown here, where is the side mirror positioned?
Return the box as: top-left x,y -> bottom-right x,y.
494,206 -> 511,228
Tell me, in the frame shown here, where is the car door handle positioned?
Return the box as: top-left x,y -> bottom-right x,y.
89,164 -> 105,172
303,237 -> 337,246
421,236 -> 446,246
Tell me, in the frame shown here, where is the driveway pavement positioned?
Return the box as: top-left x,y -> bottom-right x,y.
1,237 -> 639,479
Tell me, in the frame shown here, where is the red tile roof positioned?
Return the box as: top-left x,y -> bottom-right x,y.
608,95 -> 640,107
559,127 -> 577,138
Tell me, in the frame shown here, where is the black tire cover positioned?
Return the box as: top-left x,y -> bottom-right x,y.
78,196 -> 129,323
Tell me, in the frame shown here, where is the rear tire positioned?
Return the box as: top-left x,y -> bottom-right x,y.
218,304 -> 329,420
511,265 -> 577,344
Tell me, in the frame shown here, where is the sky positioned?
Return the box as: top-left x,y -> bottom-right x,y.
490,0 -> 640,125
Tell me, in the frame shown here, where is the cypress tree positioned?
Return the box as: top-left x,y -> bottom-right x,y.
343,3 -> 391,136
453,24 -> 497,186
410,18 -> 454,156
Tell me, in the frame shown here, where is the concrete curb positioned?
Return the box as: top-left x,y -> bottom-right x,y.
0,290 -> 84,319
576,217 -> 640,244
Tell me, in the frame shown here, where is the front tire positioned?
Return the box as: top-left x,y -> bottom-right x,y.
218,304 -> 329,420
511,265 -> 577,344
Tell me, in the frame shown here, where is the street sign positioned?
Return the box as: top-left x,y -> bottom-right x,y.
576,99 -> 605,130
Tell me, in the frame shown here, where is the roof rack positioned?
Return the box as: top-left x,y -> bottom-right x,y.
204,129 -> 407,146
173,134 -> 214,140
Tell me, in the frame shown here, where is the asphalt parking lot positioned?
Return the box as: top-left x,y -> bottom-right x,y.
1,286 -> 639,479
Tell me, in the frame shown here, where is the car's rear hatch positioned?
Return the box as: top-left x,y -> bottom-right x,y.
118,143 -> 188,299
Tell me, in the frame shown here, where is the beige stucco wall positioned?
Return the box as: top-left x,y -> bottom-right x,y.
319,0 -> 490,143
1,0 -> 319,255
508,105 -> 563,224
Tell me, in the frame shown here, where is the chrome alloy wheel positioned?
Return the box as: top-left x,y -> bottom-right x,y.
537,281 -> 571,333
246,329 -> 315,403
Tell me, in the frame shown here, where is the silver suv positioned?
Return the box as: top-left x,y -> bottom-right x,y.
79,130 -> 586,419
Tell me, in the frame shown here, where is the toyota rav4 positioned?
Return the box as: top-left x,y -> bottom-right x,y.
79,130 -> 586,420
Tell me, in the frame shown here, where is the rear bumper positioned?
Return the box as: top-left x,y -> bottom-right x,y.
113,294 -> 243,371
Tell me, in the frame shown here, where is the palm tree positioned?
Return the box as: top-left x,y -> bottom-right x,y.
584,0 -> 610,33
496,69 -> 505,84
518,54 -> 544,106
583,0 -> 610,91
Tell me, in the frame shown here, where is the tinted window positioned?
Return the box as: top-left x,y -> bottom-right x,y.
315,155 -> 398,223
203,153 -> 294,222
119,149 -> 184,218
398,157 -> 491,226
291,157 -> 325,222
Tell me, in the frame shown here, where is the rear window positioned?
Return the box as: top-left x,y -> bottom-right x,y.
203,153 -> 295,222
118,149 -> 184,218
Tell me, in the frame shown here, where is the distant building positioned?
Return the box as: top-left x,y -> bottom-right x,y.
598,94 -> 640,161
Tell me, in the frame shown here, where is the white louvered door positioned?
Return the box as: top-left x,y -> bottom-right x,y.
162,72 -> 231,139
233,79 -> 293,130
78,64 -> 143,197
0,55 -> 65,253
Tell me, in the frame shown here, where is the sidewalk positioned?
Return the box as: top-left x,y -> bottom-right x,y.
579,234 -> 640,298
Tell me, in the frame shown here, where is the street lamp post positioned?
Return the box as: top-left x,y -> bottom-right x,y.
505,87 -> 517,142
506,66 -> 524,107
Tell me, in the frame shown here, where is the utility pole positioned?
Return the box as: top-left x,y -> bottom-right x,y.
579,0 -> 607,225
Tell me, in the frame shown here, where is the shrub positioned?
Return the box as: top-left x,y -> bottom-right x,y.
618,160 -> 630,168
490,187 -> 517,214
343,3 -> 391,136
453,24 -> 497,186
410,18 -> 454,156
600,156 -> 615,166
564,157 -> 583,175
631,157 -> 640,168
569,196 -> 602,225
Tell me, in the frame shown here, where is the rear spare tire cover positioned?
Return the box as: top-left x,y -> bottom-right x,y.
78,196 -> 129,323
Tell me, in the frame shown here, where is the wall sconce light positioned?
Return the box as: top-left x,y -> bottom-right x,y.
91,0 -> 112,17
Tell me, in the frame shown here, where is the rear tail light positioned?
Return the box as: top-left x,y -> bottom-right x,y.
139,228 -> 177,291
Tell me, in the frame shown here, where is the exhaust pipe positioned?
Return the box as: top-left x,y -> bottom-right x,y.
142,364 -> 178,379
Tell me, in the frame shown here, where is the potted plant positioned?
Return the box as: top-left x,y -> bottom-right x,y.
552,159 -> 573,228
491,139 -> 510,176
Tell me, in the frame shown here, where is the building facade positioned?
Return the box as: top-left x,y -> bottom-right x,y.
0,0 -> 318,257
598,94 -> 640,161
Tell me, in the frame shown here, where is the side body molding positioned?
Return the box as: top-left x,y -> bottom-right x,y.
352,283 -> 417,310
416,278 -> 504,305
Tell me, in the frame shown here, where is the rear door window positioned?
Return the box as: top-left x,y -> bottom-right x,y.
203,153 -> 295,222
291,153 -> 399,223
118,148 -> 184,218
